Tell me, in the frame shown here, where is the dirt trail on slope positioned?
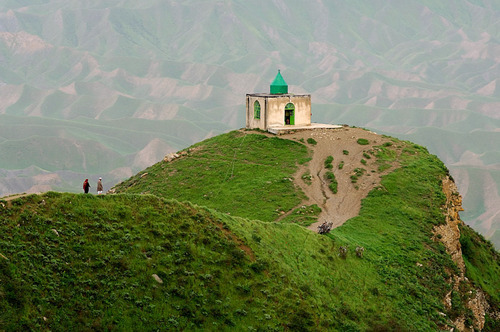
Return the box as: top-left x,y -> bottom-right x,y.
0,193 -> 39,207
277,127 -> 396,232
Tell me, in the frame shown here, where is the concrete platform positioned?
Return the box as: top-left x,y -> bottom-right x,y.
267,123 -> 343,135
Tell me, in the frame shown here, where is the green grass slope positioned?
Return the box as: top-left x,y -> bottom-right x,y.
0,193 -> 322,330
113,130 -> 311,222
1,132 -> 499,330
2,1 -> 500,249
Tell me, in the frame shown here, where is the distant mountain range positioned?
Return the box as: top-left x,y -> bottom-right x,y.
0,0 -> 499,247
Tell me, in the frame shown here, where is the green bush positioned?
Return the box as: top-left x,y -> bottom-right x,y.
350,168 -> 366,183
324,156 -> 334,169
357,138 -> 369,145
329,182 -> 338,194
325,171 -> 338,194
307,138 -> 317,145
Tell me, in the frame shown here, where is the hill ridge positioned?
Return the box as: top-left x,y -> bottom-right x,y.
109,127 -> 500,330
2,128 -> 500,330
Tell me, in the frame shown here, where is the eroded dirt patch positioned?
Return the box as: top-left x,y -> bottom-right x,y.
276,127 -> 399,231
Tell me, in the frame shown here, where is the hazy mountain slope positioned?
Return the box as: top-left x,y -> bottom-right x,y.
0,0 -> 499,247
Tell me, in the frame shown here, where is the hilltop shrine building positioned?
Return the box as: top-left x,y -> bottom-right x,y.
246,70 -> 341,134
246,70 -> 312,134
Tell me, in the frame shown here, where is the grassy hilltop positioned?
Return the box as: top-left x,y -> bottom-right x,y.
1,130 -> 499,331
2,2 -> 500,250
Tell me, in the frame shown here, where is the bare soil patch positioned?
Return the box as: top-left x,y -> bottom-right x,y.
276,127 -> 397,232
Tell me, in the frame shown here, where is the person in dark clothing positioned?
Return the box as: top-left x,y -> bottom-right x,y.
83,179 -> 90,193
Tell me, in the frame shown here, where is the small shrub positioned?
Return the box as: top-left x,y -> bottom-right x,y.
353,168 -> 365,177
338,161 -> 344,170
306,138 -> 317,145
324,156 -> 334,169
350,168 -> 365,183
325,172 -> 338,194
361,159 -> 367,165
325,172 -> 335,180
343,150 -> 349,155
357,138 -> 369,145
329,182 -> 338,194
363,152 -> 371,159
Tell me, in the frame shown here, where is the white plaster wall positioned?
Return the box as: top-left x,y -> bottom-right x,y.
267,95 -> 311,127
246,94 -> 311,130
246,95 -> 266,130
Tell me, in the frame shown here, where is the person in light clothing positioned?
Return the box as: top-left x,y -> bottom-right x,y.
97,177 -> 103,195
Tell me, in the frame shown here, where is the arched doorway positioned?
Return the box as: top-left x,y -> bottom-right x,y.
284,103 -> 295,125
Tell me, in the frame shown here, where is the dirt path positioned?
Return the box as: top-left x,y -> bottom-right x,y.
277,127 -> 396,232
1,192 -> 39,207
4,128 -> 396,233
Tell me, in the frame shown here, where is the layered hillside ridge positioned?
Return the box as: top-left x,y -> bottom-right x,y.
0,1 -> 499,251
111,127 -> 401,227
2,129 -> 499,330
111,128 -> 500,330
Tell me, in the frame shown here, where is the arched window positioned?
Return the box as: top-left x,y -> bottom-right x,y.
284,103 -> 295,125
254,100 -> 261,119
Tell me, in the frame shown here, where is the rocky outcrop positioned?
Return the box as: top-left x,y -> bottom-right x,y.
163,148 -> 197,163
435,177 -> 465,274
434,176 -> 491,331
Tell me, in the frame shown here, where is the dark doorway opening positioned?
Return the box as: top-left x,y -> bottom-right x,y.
285,103 -> 295,125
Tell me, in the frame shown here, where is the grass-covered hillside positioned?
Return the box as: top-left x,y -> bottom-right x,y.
2,1 -> 500,250
113,130 -> 311,222
1,131 -> 499,330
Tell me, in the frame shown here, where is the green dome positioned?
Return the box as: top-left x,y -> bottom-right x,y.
270,70 -> 288,94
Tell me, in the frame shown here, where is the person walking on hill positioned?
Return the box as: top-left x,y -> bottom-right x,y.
83,179 -> 90,193
97,177 -> 103,195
